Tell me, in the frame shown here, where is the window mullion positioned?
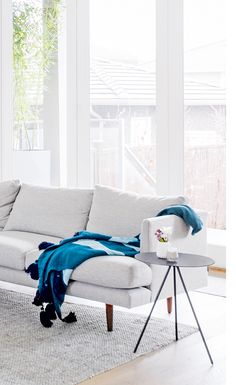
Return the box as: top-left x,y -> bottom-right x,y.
66,0 -> 90,188
76,0 -> 91,188
0,1 -> 13,181
156,0 -> 184,196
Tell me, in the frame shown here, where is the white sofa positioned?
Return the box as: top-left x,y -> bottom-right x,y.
0,181 -> 208,330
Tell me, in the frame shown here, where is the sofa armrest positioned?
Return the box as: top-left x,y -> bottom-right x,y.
140,209 -> 208,256
140,210 -> 208,300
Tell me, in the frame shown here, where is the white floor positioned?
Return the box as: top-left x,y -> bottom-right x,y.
196,274 -> 226,297
0,275 -> 226,385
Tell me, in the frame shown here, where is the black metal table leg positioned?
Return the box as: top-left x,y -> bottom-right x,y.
176,267 -> 213,365
134,266 -> 171,353
173,266 -> 178,341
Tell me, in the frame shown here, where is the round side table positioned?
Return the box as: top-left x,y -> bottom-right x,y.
133,252 -> 214,365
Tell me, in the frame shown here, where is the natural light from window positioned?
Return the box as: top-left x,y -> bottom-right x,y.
90,0 -> 156,195
184,0 -> 226,229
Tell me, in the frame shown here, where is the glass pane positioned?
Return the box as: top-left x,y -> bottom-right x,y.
90,0 -> 156,195
12,0 -> 65,185
184,0 -> 226,229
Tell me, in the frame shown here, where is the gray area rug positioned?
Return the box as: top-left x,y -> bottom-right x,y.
0,289 -> 196,385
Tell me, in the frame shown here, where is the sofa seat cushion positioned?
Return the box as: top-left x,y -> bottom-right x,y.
0,231 -> 61,270
25,250 -> 152,289
87,185 -> 187,237
4,184 -> 94,238
0,180 -> 20,230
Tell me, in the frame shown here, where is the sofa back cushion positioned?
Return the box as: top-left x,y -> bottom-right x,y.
0,180 -> 21,230
4,184 -> 94,238
86,185 -> 187,237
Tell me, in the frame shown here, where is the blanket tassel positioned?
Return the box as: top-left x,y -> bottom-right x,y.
40,310 -> 53,328
25,262 -> 39,280
62,312 -> 77,323
45,303 -> 57,320
39,305 -> 76,327
39,303 -> 57,328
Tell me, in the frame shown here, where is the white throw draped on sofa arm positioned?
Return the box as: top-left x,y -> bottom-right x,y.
140,210 -> 208,301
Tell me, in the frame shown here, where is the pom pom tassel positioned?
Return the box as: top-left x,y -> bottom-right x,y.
45,303 -> 57,320
38,241 -> 54,250
40,310 -> 53,328
62,312 -> 77,323
25,262 -> 39,280
32,291 -> 43,307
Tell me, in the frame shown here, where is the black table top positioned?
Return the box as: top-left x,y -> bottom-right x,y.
135,252 -> 214,268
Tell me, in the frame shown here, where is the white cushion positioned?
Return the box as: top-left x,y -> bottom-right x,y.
25,250 -> 152,289
87,185 -> 186,237
73,255 -> 152,288
0,180 -> 20,230
67,282 -> 151,308
4,184 -> 94,238
0,231 -> 61,270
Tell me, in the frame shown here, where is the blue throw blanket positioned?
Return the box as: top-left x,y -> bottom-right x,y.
26,204 -> 202,327
157,204 -> 203,235
26,231 -> 140,327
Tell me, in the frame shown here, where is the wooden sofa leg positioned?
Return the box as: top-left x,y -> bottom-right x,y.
106,304 -> 113,332
167,297 -> 173,314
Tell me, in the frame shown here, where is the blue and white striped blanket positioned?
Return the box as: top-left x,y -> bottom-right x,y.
26,231 -> 140,327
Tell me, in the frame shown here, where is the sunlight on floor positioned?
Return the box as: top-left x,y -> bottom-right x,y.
196,274 -> 226,297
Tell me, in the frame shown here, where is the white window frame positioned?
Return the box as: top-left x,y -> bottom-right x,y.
66,0 -> 91,188
0,1 -> 13,181
156,0 -> 184,196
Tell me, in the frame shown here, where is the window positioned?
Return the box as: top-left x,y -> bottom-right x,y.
1,0 -> 183,191
12,0 -> 65,185
184,0 -> 226,229
90,0 -> 157,195
3,0 -> 225,232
